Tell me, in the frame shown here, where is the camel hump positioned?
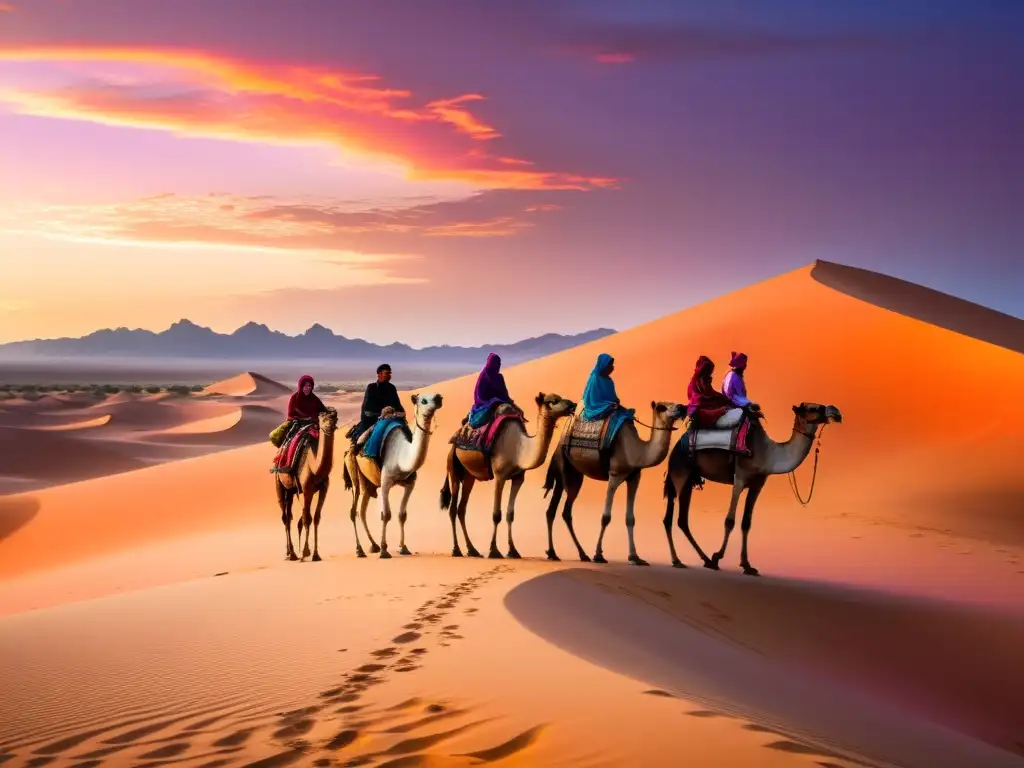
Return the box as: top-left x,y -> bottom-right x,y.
688,409 -> 754,457
452,411 -> 523,456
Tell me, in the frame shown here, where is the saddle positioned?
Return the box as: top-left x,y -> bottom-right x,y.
563,415 -> 613,480
272,423 -> 318,474
686,407 -> 753,457
451,404 -> 523,456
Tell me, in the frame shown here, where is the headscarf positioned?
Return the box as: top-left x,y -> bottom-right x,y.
581,353 -> 619,420
287,374 -> 326,420
729,351 -> 748,369
687,356 -> 732,412
473,353 -> 512,408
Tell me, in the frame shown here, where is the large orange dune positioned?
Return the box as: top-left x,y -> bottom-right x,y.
0,261 -> 1022,768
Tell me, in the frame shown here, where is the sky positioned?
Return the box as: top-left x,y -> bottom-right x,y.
0,0 -> 1021,346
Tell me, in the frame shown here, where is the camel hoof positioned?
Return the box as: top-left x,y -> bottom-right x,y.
488,549 -> 504,559
593,554 -> 607,564
380,549 -> 392,559
545,550 -> 561,562
399,545 -> 412,556
507,548 -> 522,559
671,559 -> 687,569
356,548 -> 367,559
312,553 -> 322,562
704,555 -> 721,571
286,553 -> 298,562
742,565 -> 760,576
302,551 -> 311,559
451,548 -> 463,558
579,553 -> 591,563
369,543 -> 381,554
628,555 -> 649,567
467,548 -> 483,558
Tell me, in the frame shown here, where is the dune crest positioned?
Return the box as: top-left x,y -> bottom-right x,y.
203,372 -> 292,398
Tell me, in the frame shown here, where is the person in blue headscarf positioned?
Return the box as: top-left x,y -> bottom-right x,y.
580,353 -> 635,447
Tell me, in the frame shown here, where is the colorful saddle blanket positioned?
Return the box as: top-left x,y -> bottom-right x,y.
452,410 -> 523,455
273,423 -> 318,472
360,417 -> 411,465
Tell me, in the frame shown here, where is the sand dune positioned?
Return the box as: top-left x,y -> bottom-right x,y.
203,371 -> 293,398
1,262 -> 1022,768
29,414 -> 113,431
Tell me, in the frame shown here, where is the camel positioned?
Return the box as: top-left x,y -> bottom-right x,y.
341,393 -> 443,559
274,406 -> 339,562
542,401 -> 685,566
662,402 -> 842,575
439,392 -> 577,559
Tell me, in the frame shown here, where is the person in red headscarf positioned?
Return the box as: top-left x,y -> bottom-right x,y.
287,374 -> 327,421
686,356 -> 734,428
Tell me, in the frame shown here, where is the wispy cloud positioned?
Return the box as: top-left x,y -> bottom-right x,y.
0,44 -> 618,192
0,3 -> 15,12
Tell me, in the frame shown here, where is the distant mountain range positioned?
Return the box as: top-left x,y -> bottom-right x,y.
0,320 -> 617,364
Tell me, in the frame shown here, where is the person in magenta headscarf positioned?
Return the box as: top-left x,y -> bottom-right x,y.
467,353 -> 517,428
686,356 -> 734,428
273,374 -> 328,473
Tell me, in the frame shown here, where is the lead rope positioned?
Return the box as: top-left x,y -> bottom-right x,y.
788,424 -> 826,507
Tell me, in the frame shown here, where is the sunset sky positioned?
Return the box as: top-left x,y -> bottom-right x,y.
0,0 -> 1020,346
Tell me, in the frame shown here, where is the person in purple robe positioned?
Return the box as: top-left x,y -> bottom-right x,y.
467,353 -> 517,427
721,352 -> 759,412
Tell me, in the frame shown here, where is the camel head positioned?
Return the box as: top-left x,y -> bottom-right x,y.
318,407 -> 339,436
534,392 -> 577,420
409,392 -> 443,427
650,400 -> 686,425
792,402 -> 843,429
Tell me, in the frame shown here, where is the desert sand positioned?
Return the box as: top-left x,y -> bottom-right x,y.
1,261 -> 1022,767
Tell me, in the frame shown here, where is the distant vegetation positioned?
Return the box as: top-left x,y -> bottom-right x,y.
0,382 -> 207,399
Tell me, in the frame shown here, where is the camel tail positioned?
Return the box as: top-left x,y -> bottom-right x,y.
542,454 -> 560,499
342,462 -> 353,491
440,475 -> 452,511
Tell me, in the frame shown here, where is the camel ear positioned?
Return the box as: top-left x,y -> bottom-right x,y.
410,394 -> 418,406
792,404 -> 801,414
653,401 -> 667,413
535,392 -> 545,406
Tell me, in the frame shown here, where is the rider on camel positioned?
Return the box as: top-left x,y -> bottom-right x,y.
721,351 -> 760,413
273,374 -> 328,473
466,353 -> 519,428
580,352 -> 635,448
686,356 -> 735,429
348,363 -> 404,447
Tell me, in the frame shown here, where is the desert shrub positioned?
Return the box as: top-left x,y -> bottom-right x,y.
102,384 -> 120,394
315,384 -> 341,394
128,384 -> 144,394
190,384 -> 204,392
17,384 -> 37,394
144,385 -> 162,394
166,384 -> 191,396
0,384 -> 10,392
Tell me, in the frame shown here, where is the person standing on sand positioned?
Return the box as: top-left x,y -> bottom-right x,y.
347,363 -> 404,446
721,351 -> 759,412
466,353 -> 519,428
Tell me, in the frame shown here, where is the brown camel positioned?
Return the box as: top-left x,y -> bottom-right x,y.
341,393 -> 443,559
662,402 -> 842,575
274,406 -> 339,561
439,392 -> 577,559
541,401 -> 685,566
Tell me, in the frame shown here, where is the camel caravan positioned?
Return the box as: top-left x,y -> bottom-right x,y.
269,352 -> 841,575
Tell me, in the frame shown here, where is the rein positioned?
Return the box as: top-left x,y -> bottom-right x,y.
788,422 -> 826,506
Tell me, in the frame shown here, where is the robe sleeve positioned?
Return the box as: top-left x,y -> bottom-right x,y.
361,384 -> 376,418
287,392 -> 301,419
384,384 -> 404,412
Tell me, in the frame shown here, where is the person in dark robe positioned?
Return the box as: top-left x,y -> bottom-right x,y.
467,353 -> 518,427
348,363 -> 404,444
686,356 -> 735,428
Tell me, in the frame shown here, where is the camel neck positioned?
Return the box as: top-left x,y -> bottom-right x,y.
763,418 -> 817,475
397,414 -> 430,474
519,410 -> 556,470
310,426 -> 335,477
636,413 -> 675,467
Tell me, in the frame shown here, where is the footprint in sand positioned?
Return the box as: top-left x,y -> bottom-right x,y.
642,689 -> 677,698
686,710 -> 727,718
392,631 -> 421,644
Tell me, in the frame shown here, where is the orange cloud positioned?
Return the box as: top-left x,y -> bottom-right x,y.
0,44 -> 618,192
0,3 -> 15,11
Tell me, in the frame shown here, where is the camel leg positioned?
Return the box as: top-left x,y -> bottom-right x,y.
311,479 -> 328,562
359,489 -> 381,554
624,469 -> 648,566
676,475 -> 712,566
708,479 -> 745,570
487,477 -> 508,559
561,464 -> 589,562
448,473 -> 463,557
378,474 -> 393,559
277,480 -> 298,561
739,478 -> 765,576
397,482 -> 414,556
457,476 -> 481,558
544,466 -> 565,561
300,490 -> 314,560
352,484 -> 372,558
663,471 -> 684,567
505,473 -> 524,559
593,474 -> 627,564
347,466 -> 362,557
